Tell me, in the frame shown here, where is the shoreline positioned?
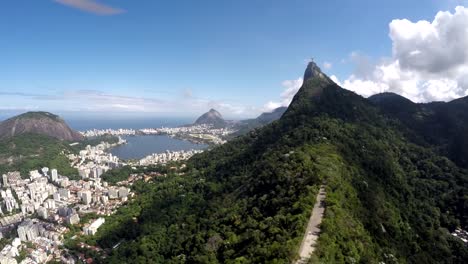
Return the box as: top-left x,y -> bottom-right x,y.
105,134 -> 209,163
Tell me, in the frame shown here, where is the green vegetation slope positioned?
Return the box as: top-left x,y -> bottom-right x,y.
0,133 -> 78,177
73,62 -> 467,263
369,93 -> 468,168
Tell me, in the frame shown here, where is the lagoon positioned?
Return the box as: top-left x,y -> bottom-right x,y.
109,135 -> 208,160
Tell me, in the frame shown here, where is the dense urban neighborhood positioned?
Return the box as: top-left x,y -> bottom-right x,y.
81,124 -> 235,145
0,130 -> 213,263
0,165 -> 130,263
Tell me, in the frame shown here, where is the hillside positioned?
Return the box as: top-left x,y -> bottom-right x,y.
255,106 -> 287,123
194,109 -> 226,128
232,107 -> 288,136
71,62 -> 468,263
0,133 -> 79,178
0,111 -> 84,141
369,93 -> 468,167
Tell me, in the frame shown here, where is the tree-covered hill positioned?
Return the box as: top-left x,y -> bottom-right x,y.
0,133 -> 118,179
232,107 -> 288,137
74,62 -> 467,263
0,133 -> 78,177
369,92 -> 468,168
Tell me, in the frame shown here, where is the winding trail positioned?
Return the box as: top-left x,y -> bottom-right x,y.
294,185 -> 326,264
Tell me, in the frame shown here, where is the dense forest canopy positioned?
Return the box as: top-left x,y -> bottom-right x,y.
0,134 -> 120,179
63,62 -> 468,263
0,133 -> 78,177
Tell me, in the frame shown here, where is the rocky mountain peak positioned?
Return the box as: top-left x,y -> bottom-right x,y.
0,111 -> 83,141
194,109 -> 226,127
303,60 -> 329,83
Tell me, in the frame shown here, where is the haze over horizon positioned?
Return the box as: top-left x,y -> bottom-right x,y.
2,0 -> 468,119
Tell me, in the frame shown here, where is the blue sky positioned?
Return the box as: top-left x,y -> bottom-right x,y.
1,0 -> 467,119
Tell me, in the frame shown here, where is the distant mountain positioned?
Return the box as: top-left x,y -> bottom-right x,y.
231,107 -> 287,136
0,111 -> 84,141
194,108 -> 226,128
255,106 -> 287,124
369,92 -> 468,167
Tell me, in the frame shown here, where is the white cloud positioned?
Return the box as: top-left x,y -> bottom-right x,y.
263,77 -> 303,112
54,0 -> 125,15
262,101 -> 283,113
330,75 -> 341,85
0,89 -> 257,118
323,62 -> 333,69
341,76 -> 389,98
338,6 -> 468,102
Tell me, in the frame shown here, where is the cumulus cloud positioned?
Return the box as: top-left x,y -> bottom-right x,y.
54,0 -> 125,15
263,77 -> 303,112
323,62 -> 333,69
338,6 -> 468,102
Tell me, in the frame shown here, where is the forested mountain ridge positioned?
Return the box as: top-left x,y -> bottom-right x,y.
231,107 -> 287,136
0,133 -> 79,177
75,62 -> 468,263
369,92 -> 468,168
255,107 -> 287,123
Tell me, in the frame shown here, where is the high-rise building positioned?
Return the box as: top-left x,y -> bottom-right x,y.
30,249 -> 47,263
29,170 -> 42,180
45,199 -> 56,209
41,167 -> 49,176
37,207 -> 48,219
59,188 -> 70,200
4,197 -> 18,213
79,169 -> 89,179
51,169 -> 58,182
17,219 -> 39,241
66,213 -> 80,225
58,207 -> 73,217
60,178 -> 70,187
101,195 -> 109,204
108,188 -> 118,199
118,187 -> 129,198
96,167 -> 103,178
82,191 -> 92,205
2,174 -> 8,187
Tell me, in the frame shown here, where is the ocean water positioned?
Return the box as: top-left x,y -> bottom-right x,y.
66,117 -> 194,131
109,135 -> 208,160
